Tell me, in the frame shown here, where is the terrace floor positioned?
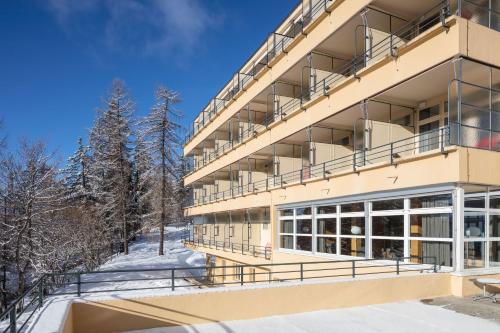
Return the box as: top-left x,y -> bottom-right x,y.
125,299 -> 500,333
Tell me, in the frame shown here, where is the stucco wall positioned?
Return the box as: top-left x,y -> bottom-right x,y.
67,273 -> 451,333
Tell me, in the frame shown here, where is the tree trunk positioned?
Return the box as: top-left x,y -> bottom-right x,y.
159,128 -> 166,256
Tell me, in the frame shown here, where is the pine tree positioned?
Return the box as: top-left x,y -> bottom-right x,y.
132,133 -> 153,231
89,79 -> 135,255
139,86 -> 182,255
61,138 -> 92,201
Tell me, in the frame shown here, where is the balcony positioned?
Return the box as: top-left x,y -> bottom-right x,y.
188,126 -> 451,207
183,238 -> 272,260
184,0 -> 341,145
184,0 -> 500,179
185,1 -> 455,175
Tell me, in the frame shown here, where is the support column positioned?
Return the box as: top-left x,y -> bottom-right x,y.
455,186 -> 465,272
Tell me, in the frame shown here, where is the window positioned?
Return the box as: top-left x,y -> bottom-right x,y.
491,196 -> 500,209
372,216 -> 404,237
372,239 -> 404,259
419,121 -> 440,152
317,237 -> 336,254
317,218 -> 336,235
340,217 -> 365,236
419,105 -> 440,121
464,241 -> 485,269
296,236 -> 312,251
490,215 -> 500,238
340,202 -> 364,213
372,199 -> 404,211
203,226 -> 207,235
490,241 -> 500,267
279,209 -> 293,217
340,238 -> 365,257
462,186 -> 500,269
410,241 -> 453,267
296,207 -> 311,216
464,196 -> 486,208
280,220 -> 293,233
280,235 -> 293,249
464,212 -> 485,238
410,214 -> 452,238
214,226 -> 220,236
410,194 -> 452,208
296,219 -> 312,234
317,205 -> 336,215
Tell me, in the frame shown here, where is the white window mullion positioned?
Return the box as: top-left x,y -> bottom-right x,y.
404,197 -> 410,261
365,201 -> 371,259
455,187 -> 465,272
293,209 -> 297,250
336,204 -> 341,255
312,205 -> 317,254
486,191 -> 490,268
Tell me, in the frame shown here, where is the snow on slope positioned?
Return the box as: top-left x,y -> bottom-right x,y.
20,226 -> 206,333
74,227 -> 206,296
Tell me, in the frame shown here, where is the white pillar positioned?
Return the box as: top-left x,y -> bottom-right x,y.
455,186 -> 465,272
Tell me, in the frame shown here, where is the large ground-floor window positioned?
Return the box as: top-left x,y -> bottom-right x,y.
277,191 -> 454,266
463,185 -> 500,269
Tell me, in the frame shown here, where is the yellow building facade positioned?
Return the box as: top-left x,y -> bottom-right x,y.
183,0 -> 500,275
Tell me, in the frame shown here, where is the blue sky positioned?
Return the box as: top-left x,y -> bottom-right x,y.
0,0 -> 294,162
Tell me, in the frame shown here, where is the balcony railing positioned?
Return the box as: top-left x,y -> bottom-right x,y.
186,0 -> 498,175
184,0 -> 338,144
186,0 -> 453,174
182,237 -> 272,260
189,127 -> 450,207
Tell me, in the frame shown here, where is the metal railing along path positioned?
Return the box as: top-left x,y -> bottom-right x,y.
0,252 -> 438,333
0,253 -> 438,332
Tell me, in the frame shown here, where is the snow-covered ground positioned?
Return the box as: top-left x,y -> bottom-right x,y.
10,226 -> 206,333
125,300 -> 500,333
71,227 -> 206,297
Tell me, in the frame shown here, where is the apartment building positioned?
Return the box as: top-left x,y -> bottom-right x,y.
182,0 -> 500,276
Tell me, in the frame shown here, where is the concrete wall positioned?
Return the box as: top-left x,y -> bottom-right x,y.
186,146 -> 500,217
450,273 -> 500,297
66,273 -> 451,333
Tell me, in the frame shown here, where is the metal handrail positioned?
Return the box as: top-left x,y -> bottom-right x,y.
185,0 -> 452,173
0,251 -> 438,332
189,127 -> 450,207
182,237 -> 272,259
184,0 -> 337,144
